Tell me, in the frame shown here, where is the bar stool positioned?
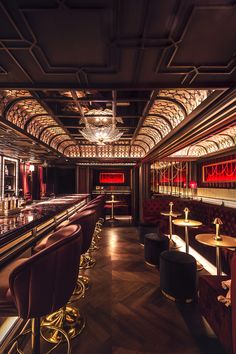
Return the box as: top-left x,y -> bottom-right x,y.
33,225 -> 85,343
68,209 -> 97,274
0,224 -> 82,354
53,210 -> 97,292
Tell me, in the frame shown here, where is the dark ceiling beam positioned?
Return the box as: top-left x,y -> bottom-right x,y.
43,97 -> 148,103
131,90 -> 158,143
56,114 -> 141,118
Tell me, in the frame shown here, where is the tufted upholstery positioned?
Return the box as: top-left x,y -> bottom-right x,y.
199,255 -> 236,354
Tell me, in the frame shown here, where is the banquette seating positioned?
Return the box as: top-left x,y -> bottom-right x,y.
142,197 -> 236,274
199,255 -> 236,354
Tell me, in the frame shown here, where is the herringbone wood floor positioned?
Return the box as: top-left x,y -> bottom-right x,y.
24,220 -> 226,354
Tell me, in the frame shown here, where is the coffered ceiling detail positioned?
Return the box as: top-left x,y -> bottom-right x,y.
0,1 -> 236,88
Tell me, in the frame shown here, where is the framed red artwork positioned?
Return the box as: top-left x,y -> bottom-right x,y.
99,172 -> 125,184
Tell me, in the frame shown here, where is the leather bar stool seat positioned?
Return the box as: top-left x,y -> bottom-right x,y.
0,224 -> 82,354
144,232 -> 169,267
160,250 -> 197,303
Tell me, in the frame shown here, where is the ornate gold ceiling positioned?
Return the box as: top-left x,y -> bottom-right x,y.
1,87 -> 236,160
171,125 -> 236,158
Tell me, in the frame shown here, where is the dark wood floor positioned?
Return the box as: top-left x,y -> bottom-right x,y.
24,219 -> 226,354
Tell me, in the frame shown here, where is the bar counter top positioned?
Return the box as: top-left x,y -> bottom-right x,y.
0,194 -> 89,265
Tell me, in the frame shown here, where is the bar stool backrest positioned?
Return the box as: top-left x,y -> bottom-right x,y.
9,224 -> 82,319
69,210 -> 96,254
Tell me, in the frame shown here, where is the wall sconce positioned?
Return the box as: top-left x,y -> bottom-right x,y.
29,164 -> 35,172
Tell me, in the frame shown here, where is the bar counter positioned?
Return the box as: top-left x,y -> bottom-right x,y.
0,194 -> 89,267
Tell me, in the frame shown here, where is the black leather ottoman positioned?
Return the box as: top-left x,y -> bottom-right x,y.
144,233 -> 169,267
160,250 -> 197,303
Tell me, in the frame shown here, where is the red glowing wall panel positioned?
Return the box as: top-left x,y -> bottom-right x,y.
202,159 -> 236,183
99,173 -> 124,184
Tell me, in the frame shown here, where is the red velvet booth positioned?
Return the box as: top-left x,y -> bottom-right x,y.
143,197 -> 236,274
199,255 -> 236,354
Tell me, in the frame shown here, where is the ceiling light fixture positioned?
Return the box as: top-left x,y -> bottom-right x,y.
80,124 -> 123,145
79,108 -> 123,145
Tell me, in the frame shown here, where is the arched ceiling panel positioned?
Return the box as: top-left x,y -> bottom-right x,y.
6,99 -> 46,129
135,134 -> 155,149
139,127 -> 162,145
158,90 -> 210,115
133,89 -> 212,155
171,124 -> 236,158
27,116 -> 55,138
144,116 -> 171,137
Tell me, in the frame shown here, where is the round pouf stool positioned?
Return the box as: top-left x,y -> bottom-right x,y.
144,233 -> 169,267
160,251 -> 197,303
139,224 -> 159,245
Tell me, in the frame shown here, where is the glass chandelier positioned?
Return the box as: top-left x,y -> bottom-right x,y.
79,109 -> 123,145
80,123 -> 123,145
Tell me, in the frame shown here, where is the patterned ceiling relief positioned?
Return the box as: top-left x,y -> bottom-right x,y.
133,89 -> 211,153
171,125 -> 236,158
64,143 -> 144,159
0,89 -> 77,155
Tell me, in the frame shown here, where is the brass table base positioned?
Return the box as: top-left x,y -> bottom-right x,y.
79,274 -> 90,290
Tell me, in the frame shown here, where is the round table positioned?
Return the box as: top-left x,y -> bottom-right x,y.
173,219 -> 203,271
172,219 -> 202,254
161,211 -> 181,249
196,233 -> 236,275
106,200 -> 121,221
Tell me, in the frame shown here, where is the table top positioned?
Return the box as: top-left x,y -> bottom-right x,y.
161,211 -> 182,217
173,219 -> 202,227
106,200 -> 121,204
196,233 -> 236,248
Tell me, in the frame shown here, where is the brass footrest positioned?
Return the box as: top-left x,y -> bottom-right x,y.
41,306 -> 85,344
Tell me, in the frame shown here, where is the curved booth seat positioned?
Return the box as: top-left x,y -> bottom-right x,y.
143,197 -> 236,274
199,255 -> 236,354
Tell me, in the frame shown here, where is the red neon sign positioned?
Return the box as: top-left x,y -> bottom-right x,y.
99,173 -> 124,184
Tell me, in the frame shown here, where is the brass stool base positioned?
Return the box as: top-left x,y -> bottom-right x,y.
41,306 -> 85,344
161,290 -> 193,303
79,274 -> 90,290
